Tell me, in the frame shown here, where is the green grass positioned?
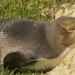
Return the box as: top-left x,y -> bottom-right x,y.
0,0 -> 73,21
0,0 -> 75,75
1,70 -> 46,75
0,68 -> 49,75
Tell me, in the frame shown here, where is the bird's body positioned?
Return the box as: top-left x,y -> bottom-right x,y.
0,16 -> 75,72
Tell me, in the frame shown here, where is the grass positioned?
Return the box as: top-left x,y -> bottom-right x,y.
0,0 -> 75,75
0,0 -> 73,21
1,70 -> 46,75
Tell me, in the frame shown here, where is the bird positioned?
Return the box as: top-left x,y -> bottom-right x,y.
0,16 -> 75,73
